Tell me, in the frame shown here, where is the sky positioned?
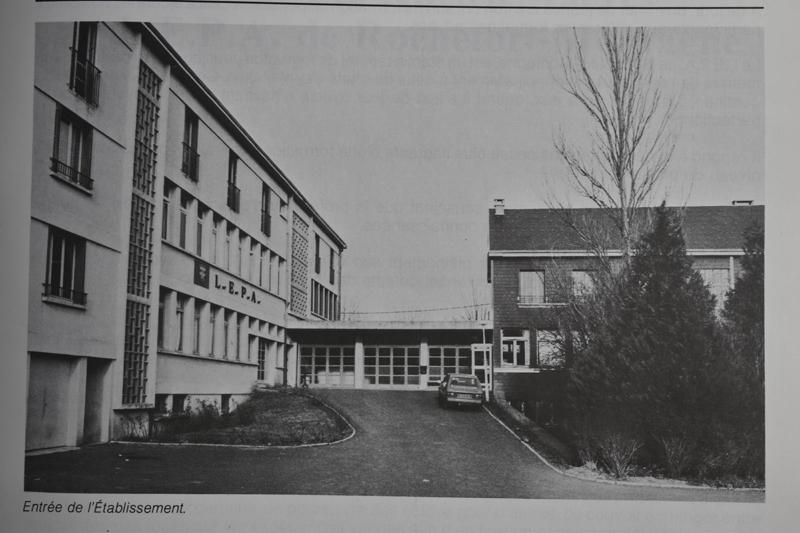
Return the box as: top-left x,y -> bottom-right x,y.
157,25 -> 764,320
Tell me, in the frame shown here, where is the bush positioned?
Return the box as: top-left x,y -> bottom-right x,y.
596,432 -> 642,479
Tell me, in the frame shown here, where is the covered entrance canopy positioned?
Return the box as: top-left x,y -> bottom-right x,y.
287,320 -> 493,391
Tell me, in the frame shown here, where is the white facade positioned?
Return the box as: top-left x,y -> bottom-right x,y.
26,22 -> 345,450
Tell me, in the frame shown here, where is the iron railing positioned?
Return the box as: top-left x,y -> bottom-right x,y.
43,282 -> 87,306
69,48 -> 101,106
51,157 -> 94,190
181,142 -> 200,181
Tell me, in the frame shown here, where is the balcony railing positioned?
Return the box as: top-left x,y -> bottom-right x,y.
518,294 -> 570,306
181,142 -> 200,181
69,48 -> 101,106
43,283 -> 87,306
51,157 -> 94,190
227,182 -> 240,212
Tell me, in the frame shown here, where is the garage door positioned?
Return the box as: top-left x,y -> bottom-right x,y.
26,354 -> 74,450
299,346 -> 355,387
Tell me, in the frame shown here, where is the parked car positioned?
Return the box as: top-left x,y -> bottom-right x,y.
438,373 -> 484,409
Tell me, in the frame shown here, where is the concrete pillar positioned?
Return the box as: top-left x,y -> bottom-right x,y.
265,340 -> 276,385
354,337 -> 364,389
66,357 -> 88,446
419,338 -> 430,389
286,344 -> 298,386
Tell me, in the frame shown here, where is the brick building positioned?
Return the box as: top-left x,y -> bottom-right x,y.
487,200 -> 764,419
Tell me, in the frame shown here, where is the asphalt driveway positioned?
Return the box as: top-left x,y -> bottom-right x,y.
25,389 -> 763,501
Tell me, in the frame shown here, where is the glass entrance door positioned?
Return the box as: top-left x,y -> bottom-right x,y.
471,343 -> 492,400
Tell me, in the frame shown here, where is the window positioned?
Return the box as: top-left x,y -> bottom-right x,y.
51,106 -> 93,190
698,268 -> 730,310
193,300 -> 202,354
44,226 -> 86,305
261,184 -> 271,236
536,330 -> 564,368
238,235 -> 244,276
570,270 -> 595,299
196,209 -> 203,257
178,194 -> 189,249
161,198 -> 169,240
259,247 -> 265,287
181,107 -> 199,181
225,225 -> 232,270
211,218 -> 218,264
279,198 -> 288,219
257,338 -> 267,381
329,246 -> 335,285
209,305 -> 218,356
314,235 -> 321,274
223,311 -> 230,358
501,329 -> 530,367
157,290 -> 167,349
69,22 -> 100,106
519,270 -> 545,305
227,151 -> 239,212
176,297 -> 185,352
235,316 -> 242,361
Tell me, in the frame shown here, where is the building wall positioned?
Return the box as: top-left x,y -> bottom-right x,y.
27,22 -> 138,450
27,22 -> 345,449
489,252 -> 742,408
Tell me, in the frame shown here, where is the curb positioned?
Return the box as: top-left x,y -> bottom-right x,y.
482,405 -> 764,493
114,392 -> 357,450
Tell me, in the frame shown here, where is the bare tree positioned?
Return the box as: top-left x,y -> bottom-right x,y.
457,279 -> 491,322
554,27 -> 677,264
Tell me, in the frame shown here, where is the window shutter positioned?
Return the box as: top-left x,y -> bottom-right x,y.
81,126 -> 93,177
74,240 -> 86,295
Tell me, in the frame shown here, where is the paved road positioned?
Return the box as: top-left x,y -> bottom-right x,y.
25,390 -> 763,501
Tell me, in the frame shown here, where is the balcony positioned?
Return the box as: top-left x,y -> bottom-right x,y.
51,157 -> 94,191
43,283 -> 87,306
69,48 -> 101,106
181,142 -> 200,181
227,182 -> 240,212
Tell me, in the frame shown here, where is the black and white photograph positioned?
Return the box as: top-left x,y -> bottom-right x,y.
1,1 -> 797,532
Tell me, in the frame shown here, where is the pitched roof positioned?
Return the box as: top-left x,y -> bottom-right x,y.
489,205 -> 764,251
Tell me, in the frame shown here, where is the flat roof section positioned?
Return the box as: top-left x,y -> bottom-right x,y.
287,320 -> 493,331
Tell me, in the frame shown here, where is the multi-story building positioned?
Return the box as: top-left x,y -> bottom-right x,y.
26,21 -> 345,451
487,200 -> 764,418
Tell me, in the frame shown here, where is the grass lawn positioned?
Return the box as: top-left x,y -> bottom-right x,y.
148,389 -> 352,446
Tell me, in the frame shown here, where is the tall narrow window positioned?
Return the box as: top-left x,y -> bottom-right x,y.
238,235 -> 244,276
314,234 -> 321,274
223,311 -> 230,358
225,225 -> 232,271
257,338 -> 267,381
519,270 -> 545,306
570,270 -> 595,299
329,246 -> 335,285
211,218 -> 218,264
181,107 -> 199,181
161,198 -> 169,240
179,194 -> 188,249
261,184 -> 271,237
157,290 -> 166,349
235,315 -> 242,361
259,247 -> 265,287
196,206 -> 204,257
227,151 -> 239,212
209,305 -> 217,356
51,106 -> 93,190
193,300 -> 202,354
69,22 -> 100,105
176,297 -> 185,352
44,227 -> 86,305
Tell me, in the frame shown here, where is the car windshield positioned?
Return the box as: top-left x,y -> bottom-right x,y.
450,377 -> 478,386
